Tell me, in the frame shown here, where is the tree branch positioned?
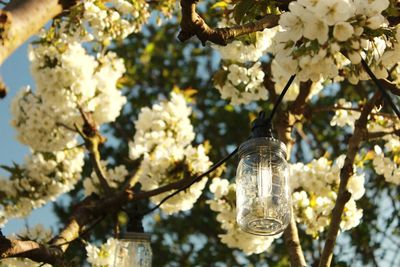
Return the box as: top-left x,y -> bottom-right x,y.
178,0 -> 279,45
380,79 -> 400,96
367,128 -> 400,140
319,92 -> 381,267
0,0 -> 78,66
75,110 -> 112,195
310,105 -> 398,120
284,212 -> 307,267
291,81 -> 313,115
0,236 -> 63,265
274,87 -> 310,267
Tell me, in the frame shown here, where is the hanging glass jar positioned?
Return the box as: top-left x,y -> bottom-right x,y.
236,137 -> 291,236
113,231 -> 152,267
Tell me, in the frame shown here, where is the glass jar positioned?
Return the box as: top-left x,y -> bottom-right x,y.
113,232 -> 152,267
236,137 -> 291,236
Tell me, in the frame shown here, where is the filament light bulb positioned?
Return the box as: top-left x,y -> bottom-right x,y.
236,137 -> 291,236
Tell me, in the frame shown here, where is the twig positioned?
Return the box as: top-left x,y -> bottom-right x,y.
88,141 -> 112,195
74,108 -> 112,196
361,58 -> 400,119
56,122 -> 78,132
311,106 -> 398,119
122,162 -> 141,191
74,122 -> 112,196
319,92 -> 381,267
367,129 -> 400,140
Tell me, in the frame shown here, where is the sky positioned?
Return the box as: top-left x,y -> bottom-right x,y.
0,40 -> 60,236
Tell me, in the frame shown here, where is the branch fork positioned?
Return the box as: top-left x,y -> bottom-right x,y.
178,0 -> 279,45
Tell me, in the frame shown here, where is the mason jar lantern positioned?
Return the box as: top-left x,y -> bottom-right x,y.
114,211 -> 152,267
236,113 -> 291,236
113,232 -> 152,267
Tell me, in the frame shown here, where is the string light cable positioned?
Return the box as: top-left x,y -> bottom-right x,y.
141,60 -> 400,216
141,74 -> 297,216
360,57 -> 400,120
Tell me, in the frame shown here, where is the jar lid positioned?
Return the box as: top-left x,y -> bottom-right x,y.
121,232 -> 151,241
238,137 -> 287,158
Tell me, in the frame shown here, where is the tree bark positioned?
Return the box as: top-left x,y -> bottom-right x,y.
178,0 -> 279,45
274,82 -> 310,267
0,0 -> 77,65
318,92 -> 380,267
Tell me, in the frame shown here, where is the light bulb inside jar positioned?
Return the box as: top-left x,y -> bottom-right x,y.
257,162 -> 272,201
236,137 -> 291,236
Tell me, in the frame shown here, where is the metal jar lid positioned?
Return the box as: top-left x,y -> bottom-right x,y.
238,137 -> 287,159
121,232 -> 151,241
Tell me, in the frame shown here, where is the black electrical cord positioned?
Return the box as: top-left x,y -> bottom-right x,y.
361,58 -> 400,120
267,74 -> 296,123
141,60 -> 400,215
141,75 -> 297,215
142,147 -> 238,215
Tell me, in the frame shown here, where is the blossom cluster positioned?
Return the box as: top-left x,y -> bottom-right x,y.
207,178 -> 279,254
86,237 -> 118,267
0,146 -> 84,226
330,98 -> 361,129
80,0 -> 150,42
213,0 -> 399,106
55,0 -> 149,44
373,143 -> 400,185
213,26 -> 325,105
83,162 -> 128,196
12,40 -> 126,152
212,29 -> 273,105
290,156 -> 365,237
216,28 -> 277,63
129,92 -> 213,214
274,0 -> 399,84
215,62 -> 268,105
270,61 -> 325,102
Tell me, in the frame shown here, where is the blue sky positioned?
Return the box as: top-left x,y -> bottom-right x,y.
0,41 -> 60,235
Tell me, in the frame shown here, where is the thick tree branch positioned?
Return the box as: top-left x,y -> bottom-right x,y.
0,0 -> 77,66
284,212 -> 307,267
291,81 -> 313,115
178,0 -> 279,45
0,236 -> 64,265
274,84 -> 312,267
319,92 -> 381,267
